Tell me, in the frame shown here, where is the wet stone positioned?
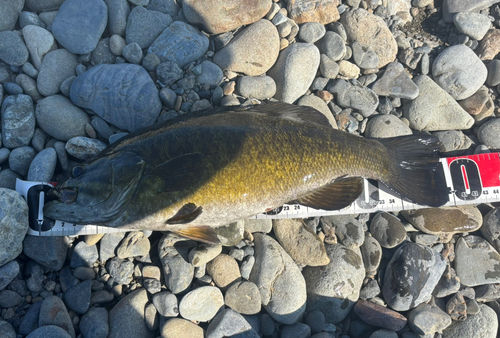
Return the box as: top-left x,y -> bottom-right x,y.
369,212 -> 407,248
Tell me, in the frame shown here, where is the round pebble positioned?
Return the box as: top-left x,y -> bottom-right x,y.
179,286 -> 224,322
478,118 -> 500,149
206,254 -> 241,288
224,281 -> 261,315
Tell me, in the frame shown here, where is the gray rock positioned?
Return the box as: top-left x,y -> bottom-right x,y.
152,291 -> 178,317
70,63 -> 161,132
156,60 -> 183,86
243,219 -> 273,233
408,303 -> 452,335
116,231 -> 150,259
80,307 -> 109,338
298,22 -> 326,43
432,44 -> 487,100
39,295 -> 76,338
0,261 -> 19,291
455,235 -> 500,287
147,0 -> 178,16
26,326 -> 72,338
122,42 -> 143,64
240,256 -> 255,280
206,254 -> 241,288
305,310 -> 325,333
352,42 -> 379,69
17,74 -> 42,102
109,289 -> 155,338
0,31 -> 29,67
481,208 -> 500,251
179,286 -> 224,322
454,12 -> 491,40
281,322 -> 311,338
360,235 -> 382,277
99,232 -> 126,262
316,31 -> 346,62
369,212 -> 407,248
27,148 -> 57,181
26,261 -> 44,292
319,54 -> 340,79
433,130 -> 473,153
22,62 -> 39,79
26,0 -> 65,12
237,76 -> 276,100
0,170 -> 19,190
0,320 -> 14,338
23,236 -> 69,271
158,234 -> 195,294
70,241 -> 98,268
0,290 -> 22,307
126,6 -> 172,49
0,190 -> 27,265
206,308 -> 260,338
321,215 -> 364,249
487,59 -> 500,86
196,61 -> 223,88
403,75 -> 474,131
4,82 -> 23,95
304,243 -> 365,324
142,53 -> 161,72
189,243 -> 222,267
106,0 -> 130,37
365,115 -> 412,138
149,21 -> 209,68
267,43 -> 320,103
225,281 -> 262,315
371,62 -> 419,99
53,141 -> 70,172
90,117 -> 113,140
109,34 -> 126,56
382,242 -> 446,311
213,220 -> 245,246
65,136 -> 106,160
37,49 -> 79,97
1,94 -> 35,149
144,302 -> 159,330
249,233 -> 306,324
328,79 -> 379,117
19,11 -> 45,29
64,280 -> 92,314
106,257 -> 134,284
478,118 -> 500,149
297,95 -> 338,129
52,0 -> 108,54
442,304 -> 497,338
90,38 -> 115,65
22,26 -> 55,71
0,0 -> 24,31
59,76 -> 76,98
0,148 -> 9,164
9,146 -> 36,176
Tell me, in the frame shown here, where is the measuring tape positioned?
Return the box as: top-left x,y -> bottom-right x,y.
16,152 -> 500,237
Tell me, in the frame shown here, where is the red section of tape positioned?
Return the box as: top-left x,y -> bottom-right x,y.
446,153 -> 500,188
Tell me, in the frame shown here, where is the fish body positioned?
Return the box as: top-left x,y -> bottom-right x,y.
44,103 -> 448,236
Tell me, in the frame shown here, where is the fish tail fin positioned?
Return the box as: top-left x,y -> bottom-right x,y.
378,135 -> 449,207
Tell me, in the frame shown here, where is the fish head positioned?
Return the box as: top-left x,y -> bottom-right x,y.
44,151 -> 146,224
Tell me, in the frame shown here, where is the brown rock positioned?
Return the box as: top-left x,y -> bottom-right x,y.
446,293 -> 467,321
182,0 -> 272,34
161,318 -> 204,338
84,234 -> 104,246
273,219 -> 330,267
477,29 -> 500,61
341,8 -> 397,68
287,0 -> 340,25
459,86 -> 494,124
206,254 -> 241,288
353,299 -> 407,331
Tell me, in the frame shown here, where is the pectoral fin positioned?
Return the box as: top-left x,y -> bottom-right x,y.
166,203 -> 203,224
291,177 -> 364,210
171,226 -> 219,244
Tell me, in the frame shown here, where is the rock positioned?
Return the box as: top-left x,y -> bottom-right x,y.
237,76 -> 276,99
477,29 -> 500,61
443,0 -> 499,22
304,243 -> 365,323
148,21 -> 209,68
65,136 -> 106,160
328,79 -> 379,117
99,232 -> 126,262
442,304 -> 497,338
433,130 -> 473,153
364,115 -> 412,138
183,0 -> 271,34
371,62 -> 419,99
161,318 -> 204,338
90,38 -> 115,65
401,205 -> 482,239
408,303 -> 452,335
478,118 -> 500,149
354,299 -> 407,331
26,0 -> 65,12
17,74 -> 43,102
360,236 -> 382,277
156,61 -> 183,86
73,266 -> 96,280
0,0 -> 24,31
22,26 -> 55,71
106,0 -> 130,37
19,299 -> 42,335
213,221 -> 245,246
481,208 -> 500,251
249,233 -> 307,324
0,31 -> 28,67
196,61 -> 223,88
90,117 -> 113,140
213,19 -> 279,76
8,146 -> 36,176
0,290 -> 22,308
454,12 -> 491,40
52,0 -> 108,54
23,236 -> 68,271
273,219 -> 330,266
152,291 -> 178,317
341,9 -> 397,68
402,75 -> 474,131
317,32 -> 346,63
70,241 -> 98,268
147,0 -> 179,16
70,64 -> 161,132
297,94 -> 337,129
39,295 -> 76,338
109,289 -> 155,338
4,82 -> 24,95
179,286 -> 224,322
382,242 -> 446,311
64,280 -> 92,314
0,189 -> 28,266
352,42 -> 379,69
487,59 -> 500,86
0,319 -> 16,338
26,326 -> 72,338
109,34 -> 126,56
106,257 -> 134,285
80,307 -> 109,338
288,0 -> 340,24
224,281 -> 262,315
455,235 -> 500,287
338,60 -> 360,78
267,43 -> 320,103
0,261 -> 19,291
126,6 -> 172,49
206,254 -> 241,288
206,308 -> 260,338
188,243 -> 222,268
298,22 -> 326,43
27,148 -> 57,181
369,212 -> 407,248
459,86 -> 494,124
1,94 -> 35,149
116,231 -> 150,259
0,170 -> 21,190
158,234 -> 195,294
432,44 -> 487,100
37,49 -> 79,97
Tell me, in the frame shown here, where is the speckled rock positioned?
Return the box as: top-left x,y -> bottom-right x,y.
1,94 -> 35,149
0,189 -> 28,267
0,31 -> 29,67
109,289 -> 155,338
27,147 -> 57,181
369,212 -> 407,248
287,0 -> 340,24
26,326 -> 72,338
224,281 -> 262,315
65,137 -> 107,160
478,118 -> 500,149
453,12 -> 491,40
360,236 -> 382,277
478,29 -> 500,61
0,0 -> 24,31
328,79 -> 379,117
206,254 -> 241,288
442,304 -> 497,338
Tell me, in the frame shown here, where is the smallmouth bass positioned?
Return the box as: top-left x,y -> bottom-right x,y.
44,102 -> 448,243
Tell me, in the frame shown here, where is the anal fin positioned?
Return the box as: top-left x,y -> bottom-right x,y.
291,177 -> 364,210
172,226 -> 220,244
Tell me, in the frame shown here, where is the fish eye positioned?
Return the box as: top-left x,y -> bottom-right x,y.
71,166 -> 84,178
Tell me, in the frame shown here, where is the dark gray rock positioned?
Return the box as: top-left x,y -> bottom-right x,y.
39,295 -> 75,338
64,280 -> 92,314
37,49 -> 79,97
80,307 -> 109,338
0,189 -> 28,266
0,319 -> 15,338
109,289 -> 155,338
478,118 -> 500,149
60,76 -> 76,98
382,242 -> 446,311
27,148 -> 57,181
99,232 -> 126,262
106,257 -> 134,285
159,88 -> 177,109
0,290 -> 22,307
0,148 -> 8,165
305,310 -> 325,333
9,146 -> 37,176
206,308 -> 260,338
122,42 -> 143,64
52,0 -> 108,54
486,59 -> 500,87
3,82 -> 23,95
25,325 -> 72,338
1,94 -> 35,149
281,322 -> 311,338
158,234 -> 196,294
26,0 -> 65,12
0,169 -> 22,189
156,61 -> 183,86
90,117 -> 113,140
0,0 -> 24,31
126,6 -> 172,49
316,31 -> 346,62
26,261 -> 44,292
19,11 -> 46,29
106,0 -> 130,37
70,241 -> 98,268
147,0 -> 179,16
0,261 -> 19,291
0,31 -> 29,66
142,53 -> 161,72
369,212 -> 407,248
18,300 -> 42,336
70,63 -> 161,132
31,128 -> 47,152
196,61 -> 223,88
90,38 -> 116,65
148,21 -> 209,68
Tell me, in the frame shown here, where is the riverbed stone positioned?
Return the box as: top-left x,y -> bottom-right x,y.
109,289 -> 155,338
39,295 -> 75,338
0,189 -> 28,267
408,303 -> 452,335
0,31 -> 29,67
37,49 -> 79,97
1,94 -> 35,149
126,6 -> 172,49
158,234 -> 196,294
288,0 -> 340,24
371,61 -> 419,99
0,0 -> 24,31
354,299 -> 408,331
442,304 -> 498,338
206,308 -> 260,338
369,212 -> 407,248
179,286 -> 224,322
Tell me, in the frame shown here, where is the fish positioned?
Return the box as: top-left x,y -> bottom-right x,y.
44,102 -> 448,243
